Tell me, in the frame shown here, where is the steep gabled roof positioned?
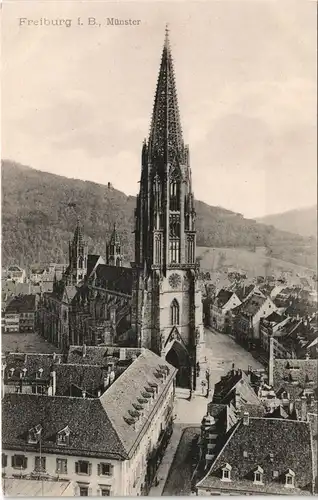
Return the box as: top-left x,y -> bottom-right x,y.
2,393 -> 128,460
197,418 -> 314,494
100,350 -> 177,456
67,345 -> 144,367
4,352 -> 63,381
215,290 -> 235,309
273,359 -> 318,399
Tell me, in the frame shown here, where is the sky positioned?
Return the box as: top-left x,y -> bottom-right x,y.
2,0 -> 317,218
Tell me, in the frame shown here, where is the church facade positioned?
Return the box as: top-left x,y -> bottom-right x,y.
131,29 -> 205,389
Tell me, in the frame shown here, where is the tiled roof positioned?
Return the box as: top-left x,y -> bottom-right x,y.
87,254 -> 102,277
197,417 -> 314,494
273,359 -> 318,399
213,369 -> 262,409
100,349 -> 177,456
67,345 -> 144,367
215,290 -> 234,309
5,294 -> 36,313
234,284 -> 255,302
265,311 -> 285,324
2,393 -> 128,460
3,352 -> 63,382
94,264 -> 133,295
237,293 -> 268,317
54,363 -> 109,397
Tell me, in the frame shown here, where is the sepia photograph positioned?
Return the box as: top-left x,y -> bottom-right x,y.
1,0 -> 317,497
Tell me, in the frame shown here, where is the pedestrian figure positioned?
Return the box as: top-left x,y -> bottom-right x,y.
201,380 -> 206,395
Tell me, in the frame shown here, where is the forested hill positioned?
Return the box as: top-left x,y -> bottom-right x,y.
2,160 -> 316,270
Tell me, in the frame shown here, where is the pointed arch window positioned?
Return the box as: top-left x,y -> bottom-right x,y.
170,299 -> 180,325
169,179 -> 180,211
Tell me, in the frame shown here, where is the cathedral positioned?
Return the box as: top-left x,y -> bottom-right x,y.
131,28 -> 205,388
38,28 -> 205,390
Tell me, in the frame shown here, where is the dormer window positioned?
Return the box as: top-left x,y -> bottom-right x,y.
57,426 -> 70,446
20,368 -> 27,379
253,466 -> 264,484
285,469 -> 295,488
8,368 -> 14,378
36,368 -> 44,379
221,463 -> 232,482
28,424 -> 42,444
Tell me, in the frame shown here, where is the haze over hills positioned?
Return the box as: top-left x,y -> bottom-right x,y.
1,160 -> 317,271
257,206 -> 317,238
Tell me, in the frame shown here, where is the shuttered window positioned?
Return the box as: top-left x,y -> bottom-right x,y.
75,460 -> 91,475
97,463 -> 113,476
12,455 -> 27,469
2,453 -> 7,468
56,458 -> 68,474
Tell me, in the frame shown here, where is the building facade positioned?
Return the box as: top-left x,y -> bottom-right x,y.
2,350 -> 177,496
131,28 -> 205,389
210,290 -> 241,333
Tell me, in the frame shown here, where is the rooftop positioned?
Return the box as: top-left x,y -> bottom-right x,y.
197,417 -> 314,494
2,349 -> 177,460
5,294 -> 36,313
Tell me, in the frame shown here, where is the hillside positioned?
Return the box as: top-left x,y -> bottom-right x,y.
257,206 -> 317,238
1,160 -> 317,270
197,247 -> 315,280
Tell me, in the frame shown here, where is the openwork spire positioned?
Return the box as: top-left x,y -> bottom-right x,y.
73,217 -> 83,246
148,25 -> 184,164
109,223 -> 120,244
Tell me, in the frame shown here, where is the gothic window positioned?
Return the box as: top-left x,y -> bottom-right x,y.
169,239 -> 180,264
154,236 -> 161,265
169,215 -> 180,238
116,257 -> 121,267
154,177 -> 161,209
187,236 -> 195,264
169,180 -> 180,211
170,299 -> 180,325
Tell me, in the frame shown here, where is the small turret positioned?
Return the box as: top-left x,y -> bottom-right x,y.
106,223 -> 123,267
68,218 -> 88,284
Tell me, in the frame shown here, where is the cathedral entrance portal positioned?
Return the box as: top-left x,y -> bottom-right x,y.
165,340 -> 191,389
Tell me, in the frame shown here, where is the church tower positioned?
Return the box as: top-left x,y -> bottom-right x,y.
68,218 -> 88,285
106,223 -> 123,267
132,27 -> 205,389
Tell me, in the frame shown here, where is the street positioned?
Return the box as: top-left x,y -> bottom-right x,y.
149,327 -> 265,495
204,326 -> 264,388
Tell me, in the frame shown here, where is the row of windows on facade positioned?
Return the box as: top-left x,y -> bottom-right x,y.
154,240 -> 195,265
221,463 -> 295,487
2,453 -> 113,477
153,180 -> 181,212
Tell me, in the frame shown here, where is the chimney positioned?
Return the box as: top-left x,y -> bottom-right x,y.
119,348 -> 126,361
53,352 -> 56,362
243,412 -> 249,426
235,391 -> 241,409
305,352 -> 310,360
50,370 -> 56,396
103,375 -> 110,389
268,335 -> 274,386
301,395 -> 307,421
82,390 -> 86,399
82,344 -> 87,358
97,389 -> 101,397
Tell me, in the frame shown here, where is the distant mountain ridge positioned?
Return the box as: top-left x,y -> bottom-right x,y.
257,206 -> 317,238
1,160 -> 316,270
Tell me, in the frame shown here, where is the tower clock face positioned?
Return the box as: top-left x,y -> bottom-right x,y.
169,273 -> 181,289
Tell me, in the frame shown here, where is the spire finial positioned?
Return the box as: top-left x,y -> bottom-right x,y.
164,23 -> 170,49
